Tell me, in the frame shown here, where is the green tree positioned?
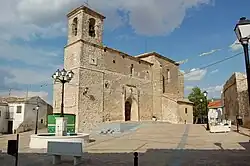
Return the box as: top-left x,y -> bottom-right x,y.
188,86 -> 208,124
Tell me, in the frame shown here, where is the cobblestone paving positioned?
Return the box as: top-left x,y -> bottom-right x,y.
1,124 -> 250,166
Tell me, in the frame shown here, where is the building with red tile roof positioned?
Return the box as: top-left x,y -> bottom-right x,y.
208,100 -> 223,109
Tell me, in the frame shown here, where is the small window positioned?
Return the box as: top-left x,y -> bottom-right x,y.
113,60 -> 116,63
162,75 -> 165,93
167,69 -> 170,83
41,119 -> 44,124
89,18 -> 96,37
16,106 -> 22,113
185,108 -> 188,114
72,17 -> 78,36
105,82 -> 109,88
130,64 -> 134,76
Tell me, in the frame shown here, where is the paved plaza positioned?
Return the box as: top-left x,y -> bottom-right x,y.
1,123 -> 250,165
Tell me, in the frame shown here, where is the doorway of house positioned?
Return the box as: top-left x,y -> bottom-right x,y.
125,100 -> 132,121
7,121 -> 13,134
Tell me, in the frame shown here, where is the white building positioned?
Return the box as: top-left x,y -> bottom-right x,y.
0,96 -> 53,134
208,100 -> 224,124
0,100 -> 9,133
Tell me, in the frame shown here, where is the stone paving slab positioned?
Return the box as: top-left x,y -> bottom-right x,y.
1,124 -> 250,165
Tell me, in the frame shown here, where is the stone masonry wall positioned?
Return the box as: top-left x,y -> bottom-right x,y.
156,57 -> 180,97
162,96 -> 181,123
139,55 -> 182,121
235,73 -> 249,118
223,72 -> 249,124
103,49 -> 152,121
178,71 -> 184,99
139,56 -> 163,120
223,73 -> 238,121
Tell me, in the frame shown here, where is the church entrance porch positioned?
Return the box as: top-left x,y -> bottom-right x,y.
124,97 -> 139,122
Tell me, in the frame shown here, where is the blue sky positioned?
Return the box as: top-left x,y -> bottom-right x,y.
0,0 -> 249,103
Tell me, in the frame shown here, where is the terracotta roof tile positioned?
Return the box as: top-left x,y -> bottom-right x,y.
208,100 -> 223,108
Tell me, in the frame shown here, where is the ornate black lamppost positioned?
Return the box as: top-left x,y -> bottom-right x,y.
203,91 -> 209,130
33,105 -> 39,134
234,17 -> 250,105
52,69 -> 74,117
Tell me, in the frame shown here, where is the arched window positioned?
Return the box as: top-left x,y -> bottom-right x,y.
89,18 -> 96,37
72,17 -> 78,36
167,69 -> 170,83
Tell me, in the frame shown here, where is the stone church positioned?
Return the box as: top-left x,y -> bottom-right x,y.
53,5 -> 193,132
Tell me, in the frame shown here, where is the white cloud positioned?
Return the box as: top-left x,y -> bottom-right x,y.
205,85 -> 223,93
184,68 -> 207,81
177,59 -> 189,65
0,40 -> 62,67
0,90 -> 49,103
0,0 -> 212,40
185,86 -> 194,90
180,70 -> 185,74
229,40 -> 242,52
1,67 -> 52,85
210,69 -> 219,74
203,84 -> 223,98
199,49 -> 221,57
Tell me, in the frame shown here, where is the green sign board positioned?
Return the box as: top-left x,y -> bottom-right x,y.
47,113 -> 76,133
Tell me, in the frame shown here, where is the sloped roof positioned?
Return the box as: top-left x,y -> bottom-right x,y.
0,96 -> 49,105
0,98 -> 8,106
177,98 -> 194,104
208,100 -> 223,108
136,52 -> 179,66
0,97 -> 26,103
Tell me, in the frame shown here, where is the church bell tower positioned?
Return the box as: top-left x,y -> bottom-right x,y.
66,5 -> 106,46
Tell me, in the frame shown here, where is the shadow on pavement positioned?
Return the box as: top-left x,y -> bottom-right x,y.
1,142 -> 250,166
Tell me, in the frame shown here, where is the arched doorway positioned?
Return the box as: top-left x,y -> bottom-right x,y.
125,100 -> 132,121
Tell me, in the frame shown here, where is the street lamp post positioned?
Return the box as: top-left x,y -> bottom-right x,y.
234,17 -> 250,105
203,91 -> 210,130
200,99 -> 203,124
52,69 -> 74,117
34,105 -> 40,134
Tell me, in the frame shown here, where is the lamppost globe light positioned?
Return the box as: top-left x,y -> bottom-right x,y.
36,105 -> 39,110
234,17 -> 250,44
61,69 -> 67,77
203,91 -> 208,97
52,73 -> 58,80
55,69 -> 60,77
67,70 -> 74,79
